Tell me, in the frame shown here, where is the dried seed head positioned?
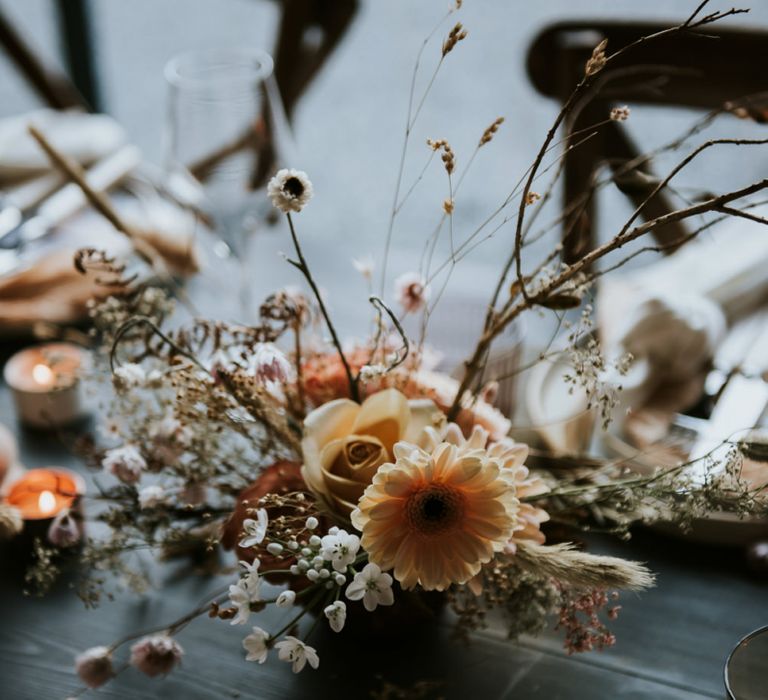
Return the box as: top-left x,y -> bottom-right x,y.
610,105 -> 630,122
525,191 -> 541,205
442,22 -> 468,57
585,38 -> 608,77
479,117 -> 504,147
427,138 -> 456,175
443,198 -> 455,215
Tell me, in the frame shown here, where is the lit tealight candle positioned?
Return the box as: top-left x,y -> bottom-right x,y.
5,467 -> 85,520
3,343 -> 89,428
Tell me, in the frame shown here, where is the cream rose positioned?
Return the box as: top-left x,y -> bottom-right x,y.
302,388 -> 443,516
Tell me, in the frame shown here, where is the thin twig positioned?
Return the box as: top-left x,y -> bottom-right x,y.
285,213 -> 359,402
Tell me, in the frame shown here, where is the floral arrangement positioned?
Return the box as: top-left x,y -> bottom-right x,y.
6,1 -> 768,694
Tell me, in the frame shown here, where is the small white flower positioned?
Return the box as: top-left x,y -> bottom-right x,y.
267,168 -> 314,213
239,558 -> 261,581
323,601 -> 347,632
238,509 -> 268,549
610,105 -> 631,122
305,516 -> 319,530
320,529 -> 360,573
248,343 -> 292,384
138,485 -> 166,510
352,256 -> 374,281
229,577 -> 261,626
113,363 -> 145,389
102,445 -> 146,484
242,626 -> 270,664
145,369 -> 164,387
275,636 -> 319,673
276,590 -> 296,608
359,363 -> 387,383
345,562 -> 394,612
394,272 -> 431,313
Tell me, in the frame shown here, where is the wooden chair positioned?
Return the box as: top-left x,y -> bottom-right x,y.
526,22 -> 768,262
0,0 -> 358,119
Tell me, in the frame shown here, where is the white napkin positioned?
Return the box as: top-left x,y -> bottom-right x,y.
0,109 -> 127,184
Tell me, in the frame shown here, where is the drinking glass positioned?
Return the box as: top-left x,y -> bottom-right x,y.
725,625 -> 768,699
164,47 -> 293,263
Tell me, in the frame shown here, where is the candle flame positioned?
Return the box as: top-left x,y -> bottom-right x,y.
38,490 -> 56,514
32,363 -> 55,386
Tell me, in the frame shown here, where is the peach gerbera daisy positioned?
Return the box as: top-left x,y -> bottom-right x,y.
351,425 -> 528,591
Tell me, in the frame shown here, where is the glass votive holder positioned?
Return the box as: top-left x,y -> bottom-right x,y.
725,624 -> 768,700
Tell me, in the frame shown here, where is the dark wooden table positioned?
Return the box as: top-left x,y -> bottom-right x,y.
0,347 -> 765,700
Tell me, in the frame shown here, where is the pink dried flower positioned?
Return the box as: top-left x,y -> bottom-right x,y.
130,635 -> 183,677
47,509 -> 81,548
556,587 -> 619,654
102,445 -> 146,484
394,272 -> 430,313
249,343 -> 292,384
75,646 -> 114,688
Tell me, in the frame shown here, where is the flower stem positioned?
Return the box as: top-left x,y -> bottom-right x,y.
285,213 -> 359,402
269,586 -> 326,641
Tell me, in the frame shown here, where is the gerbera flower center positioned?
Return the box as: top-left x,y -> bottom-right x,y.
283,177 -> 304,197
406,483 -> 465,536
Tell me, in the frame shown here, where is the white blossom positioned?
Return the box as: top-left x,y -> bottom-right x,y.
239,509 -> 268,549
113,363 -> 145,389
102,445 -> 146,484
345,562 -> 394,612
267,169 -> 313,213
229,577 -> 261,626
138,485 -> 166,510
352,256 -> 374,281
358,364 -> 387,383
610,105 -> 631,122
323,601 -> 347,632
242,626 -> 269,664
239,558 -> 261,581
276,590 -> 296,608
275,636 -> 319,673
320,529 -> 360,573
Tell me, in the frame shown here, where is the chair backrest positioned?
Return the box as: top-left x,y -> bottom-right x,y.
528,21 -> 768,109
526,21 -> 768,262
